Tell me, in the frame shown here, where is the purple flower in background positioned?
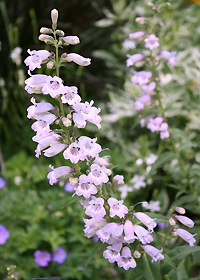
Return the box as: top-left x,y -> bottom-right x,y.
0,177 -> 6,189
0,225 -> 9,244
52,247 -> 67,263
34,250 -> 51,267
160,51 -> 177,66
131,71 -> 152,85
145,34 -> 159,50
64,181 -> 76,192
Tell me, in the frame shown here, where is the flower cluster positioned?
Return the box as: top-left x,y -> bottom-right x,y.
24,8 -> 165,270
34,247 -> 67,267
127,30 -> 176,140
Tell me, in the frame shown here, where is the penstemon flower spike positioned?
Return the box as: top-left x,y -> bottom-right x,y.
24,8 -> 167,270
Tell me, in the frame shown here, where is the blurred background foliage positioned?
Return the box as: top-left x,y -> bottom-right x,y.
1,0 -> 200,279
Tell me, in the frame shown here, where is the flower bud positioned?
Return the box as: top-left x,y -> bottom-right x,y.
47,61 -> 54,69
135,17 -> 147,24
62,117 -> 72,127
133,250 -> 141,258
175,207 -> 185,214
39,34 -> 54,43
51,9 -> 58,25
56,29 -> 65,36
147,2 -> 154,7
40,27 -> 52,34
69,178 -> 78,186
67,114 -> 72,119
169,217 -> 176,225
63,36 -> 80,45
135,60 -> 145,67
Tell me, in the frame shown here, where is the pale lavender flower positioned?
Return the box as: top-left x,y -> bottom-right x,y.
63,141 -> 86,164
24,49 -> 53,71
144,34 -> 159,50
11,47 -> 22,65
160,51 -> 177,66
61,86 -> 81,105
67,53 -> 91,66
173,228 -> 196,246
123,220 -> 138,243
123,39 -> 136,49
129,31 -> 145,40
27,97 -> 55,119
145,154 -> 157,165
174,215 -> 194,228
88,164 -> 109,186
34,250 -> 51,267
25,73 -> 49,94
134,95 -> 151,111
0,178 -> 6,189
113,175 -> 124,185
133,225 -> 153,244
85,196 -> 106,218
140,245 -> 164,262
131,71 -> 152,85
103,242 -> 122,263
79,136 -> 102,158
0,225 -> 9,244
130,175 -> 146,190
141,81 -> 156,93
73,100 -> 102,129
108,198 -> 128,219
118,184 -> 133,199
42,76 -> 65,98
117,246 -> 137,270
133,212 -> 157,232
160,123 -> 170,139
142,200 -> 161,212
75,174 -> 97,199
126,54 -> 145,67
52,247 -> 67,263
47,166 -> 72,185
44,143 -> 67,157
83,217 -> 107,238
147,117 -> 164,132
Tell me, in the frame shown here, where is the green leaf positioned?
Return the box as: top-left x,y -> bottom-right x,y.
84,242 -> 107,269
62,195 -> 80,208
138,254 -> 162,280
161,246 -> 200,275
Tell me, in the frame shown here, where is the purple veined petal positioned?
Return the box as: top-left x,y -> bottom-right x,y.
140,245 -> 164,263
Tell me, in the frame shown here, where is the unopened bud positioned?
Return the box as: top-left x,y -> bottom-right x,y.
167,2 -> 171,6
147,2 -> 154,7
47,61 -> 54,69
67,114 -> 72,119
40,27 -> 52,34
169,217 -> 176,225
51,9 -> 58,25
171,230 -> 177,236
105,168 -> 112,176
55,119 -> 59,125
135,17 -> 146,24
61,53 -> 68,59
63,36 -> 80,45
62,117 -> 72,127
134,250 -> 141,258
39,34 -> 54,43
56,29 -> 65,36
69,177 -> 78,186
175,207 -> 186,214
135,60 -> 145,67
